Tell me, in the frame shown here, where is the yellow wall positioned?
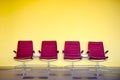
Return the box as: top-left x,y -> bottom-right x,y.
0,0 -> 120,67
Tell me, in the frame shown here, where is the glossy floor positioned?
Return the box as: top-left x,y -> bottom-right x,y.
0,67 -> 120,80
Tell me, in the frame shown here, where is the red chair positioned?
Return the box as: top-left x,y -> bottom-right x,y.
13,40 -> 34,76
38,41 -> 59,74
87,41 -> 108,77
62,41 -> 83,71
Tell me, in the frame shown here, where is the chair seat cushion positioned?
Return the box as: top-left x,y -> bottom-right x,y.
40,56 -> 57,59
64,56 -> 82,59
14,56 -> 33,60
89,56 -> 108,60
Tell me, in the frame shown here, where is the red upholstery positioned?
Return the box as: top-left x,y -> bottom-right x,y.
63,41 -> 83,60
14,41 -> 34,60
39,41 -> 59,60
87,42 -> 108,60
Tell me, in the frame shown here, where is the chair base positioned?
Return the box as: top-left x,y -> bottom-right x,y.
14,59 -> 33,77
89,59 -> 107,77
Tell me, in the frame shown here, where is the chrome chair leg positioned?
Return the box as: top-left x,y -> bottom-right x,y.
96,62 -> 99,77
22,62 -> 26,77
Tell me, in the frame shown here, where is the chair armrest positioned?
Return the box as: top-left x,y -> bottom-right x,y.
81,50 -> 84,53
38,50 -> 41,53
105,50 -> 109,54
87,50 -> 90,54
13,50 -> 17,53
62,50 -> 64,53
33,50 -> 35,53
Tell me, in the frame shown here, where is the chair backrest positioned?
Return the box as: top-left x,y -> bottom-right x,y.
40,41 -> 58,59
88,42 -> 105,57
63,41 -> 81,58
16,41 -> 33,58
